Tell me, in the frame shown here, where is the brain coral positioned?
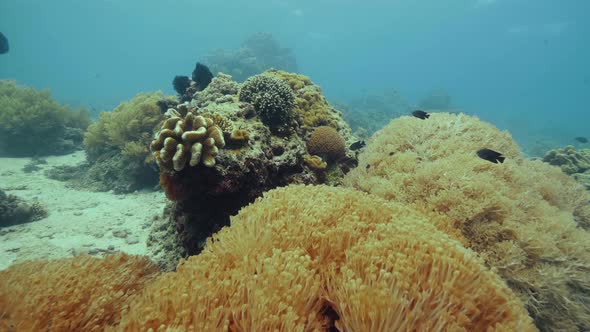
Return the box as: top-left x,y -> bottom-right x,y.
344,112 -> 590,331
116,185 -> 534,331
307,126 -> 346,161
0,253 -> 159,331
238,73 -> 295,132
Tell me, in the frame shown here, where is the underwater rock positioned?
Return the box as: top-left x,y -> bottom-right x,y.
0,189 -> 47,227
344,112 -> 590,331
151,72 -> 358,255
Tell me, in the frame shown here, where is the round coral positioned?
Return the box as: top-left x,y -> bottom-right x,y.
238,74 -> 295,132
307,126 -> 346,161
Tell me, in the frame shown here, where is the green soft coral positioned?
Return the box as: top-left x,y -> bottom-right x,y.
0,80 -> 90,156
84,92 -> 165,162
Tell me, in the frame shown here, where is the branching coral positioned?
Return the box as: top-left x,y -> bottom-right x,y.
0,80 -> 90,156
150,111 -> 226,172
239,73 -> 295,132
0,253 -> 159,331
115,185 -> 534,331
343,112 -> 590,331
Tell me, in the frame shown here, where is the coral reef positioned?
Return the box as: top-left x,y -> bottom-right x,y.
0,80 -> 90,156
0,253 -> 159,331
151,72 -> 358,255
75,92 -> 166,193
117,185 -> 534,331
338,88 -> 411,138
0,186 -> 536,330
239,73 -> 295,133
204,32 -> 298,82
344,112 -> 590,331
0,189 -> 47,227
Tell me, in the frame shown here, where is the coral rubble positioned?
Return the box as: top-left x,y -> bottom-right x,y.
151,71 -> 358,255
343,112 -> 590,331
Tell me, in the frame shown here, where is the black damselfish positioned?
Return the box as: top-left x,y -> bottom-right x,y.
412,110 -> 430,119
349,140 -> 366,150
0,32 -> 9,54
192,62 -> 213,91
477,148 -> 505,164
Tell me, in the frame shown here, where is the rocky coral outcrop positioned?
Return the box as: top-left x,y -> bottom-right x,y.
0,189 -> 47,227
543,146 -> 590,190
543,145 -> 590,174
151,72 -> 358,255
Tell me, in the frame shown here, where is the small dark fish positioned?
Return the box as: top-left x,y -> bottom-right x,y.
349,140 -> 366,150
0,32 -> 8,54
412,110 -> 430,120
477,148 -> 505,164
575,137 -> 589,143
366,164 -> 371,170
388,152 -> 395,156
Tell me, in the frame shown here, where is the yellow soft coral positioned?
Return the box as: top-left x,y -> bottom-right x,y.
84,92 -> 165,161
116,185 -> 534,331
344,112 -> 590,331
0,253 -> 159,331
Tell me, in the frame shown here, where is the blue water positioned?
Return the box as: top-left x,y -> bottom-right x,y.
1,0 -> 588,146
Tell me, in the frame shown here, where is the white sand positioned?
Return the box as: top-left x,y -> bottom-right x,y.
0,151 -> 167,270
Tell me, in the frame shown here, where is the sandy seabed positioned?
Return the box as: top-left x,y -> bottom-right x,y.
0,151 -> 167,270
